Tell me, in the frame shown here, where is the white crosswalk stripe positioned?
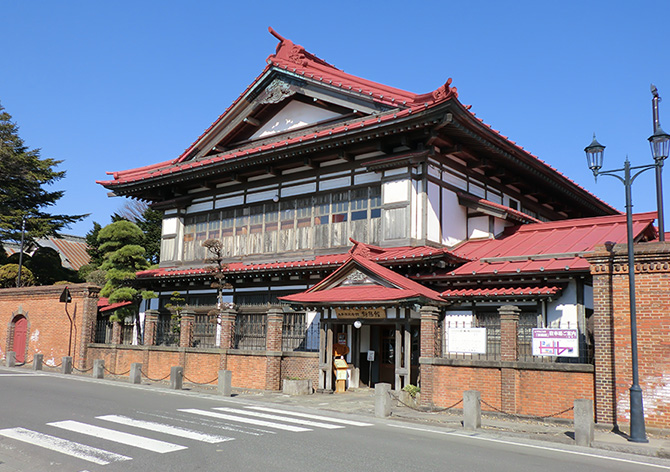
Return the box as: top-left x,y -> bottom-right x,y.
246,406 -> 374,426
178,408 -> 311,432
48,420 -> 187,453
213,407 -> 344,429
97,415 -> 235,443
0,427 -> 131,465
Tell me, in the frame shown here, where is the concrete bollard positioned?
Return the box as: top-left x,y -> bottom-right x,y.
93,359 -> 105,379
62,356 -> 72,374
6,351 -> 16,368
130,363 -> 142,384
463,390 -> 482,431
170,366 -> 183,390
218,370 -> 232,396
375,382 -> 392,418
33,354 -> 43,371
574,399 -> 594,447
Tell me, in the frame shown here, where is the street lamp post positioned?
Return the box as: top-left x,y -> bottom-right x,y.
652,85 -> 666,241
584,121 -> 670,442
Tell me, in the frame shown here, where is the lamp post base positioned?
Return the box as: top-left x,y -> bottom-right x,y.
628,385 -> 648,443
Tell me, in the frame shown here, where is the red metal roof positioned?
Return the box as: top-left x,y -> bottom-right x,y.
98,297 -> 133,313
136,242 -> 467,280
457,192 -> 541,224
441,286 -> 562,299
445,212 -> 657,277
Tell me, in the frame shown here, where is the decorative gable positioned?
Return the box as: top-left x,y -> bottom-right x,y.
250,100 -> 342,139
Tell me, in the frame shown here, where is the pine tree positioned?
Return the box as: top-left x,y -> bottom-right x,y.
0,102 -> 86,245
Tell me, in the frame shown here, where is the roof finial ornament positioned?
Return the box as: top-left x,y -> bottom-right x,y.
267,26 -> 309,67
432,77 -> 458,102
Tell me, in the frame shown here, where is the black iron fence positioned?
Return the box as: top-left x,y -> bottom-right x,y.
121,318 -> 134,345
94,318 -> 111,344
281,312 -> 319,352
193,314 -> 217,348
441,313 -> 592,364
155,317 -> 179,346
233,314 -> 266,350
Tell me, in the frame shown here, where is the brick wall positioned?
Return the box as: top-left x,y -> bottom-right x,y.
280,354 -> 319,386
426,362 -> 593,420
0,284 -> 99,369
588,242 -> 670,430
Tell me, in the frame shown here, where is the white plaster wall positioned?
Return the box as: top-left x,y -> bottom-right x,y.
383,179 -> 409,203
468,216 -> 490,239
546,280 -> 579,328
251,101 -> 341,139
427,181 -> 441,244
411,180 -> 422,241
442,189 -> 467,246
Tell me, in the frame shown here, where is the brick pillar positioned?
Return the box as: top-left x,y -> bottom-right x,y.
419,305 -> 440,407
265,306 -> 283,390
143,310 -> 159,346
218,307 -> 236,371
111,321 -> 122,345
219,308 -> 237,349
180,310 -> 195,348
587,248 -> 617,425
499,305 -> 520,414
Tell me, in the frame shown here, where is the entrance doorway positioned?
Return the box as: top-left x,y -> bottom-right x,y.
12,316 -> 27,363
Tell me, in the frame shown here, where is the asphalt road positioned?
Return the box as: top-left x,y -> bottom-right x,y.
0,369 -> 669,472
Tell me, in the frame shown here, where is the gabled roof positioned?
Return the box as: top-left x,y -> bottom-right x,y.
440,212 -> 657,278
96,29 -> 617,218
279,253 -> 444,305
98,297 -> 133,313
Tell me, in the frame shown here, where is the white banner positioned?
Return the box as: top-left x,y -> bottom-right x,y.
532,329 -> 579,357
447,328 -> 487,354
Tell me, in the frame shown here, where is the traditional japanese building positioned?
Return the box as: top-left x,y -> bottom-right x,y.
97,28 -> 651,404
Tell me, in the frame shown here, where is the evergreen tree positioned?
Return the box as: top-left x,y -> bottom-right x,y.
0,102 -> 86,245
97,220 -> 154,321
137,207 -> 162,265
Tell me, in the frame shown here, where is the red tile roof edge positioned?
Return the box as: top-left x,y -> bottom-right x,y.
441,286 -> 562,298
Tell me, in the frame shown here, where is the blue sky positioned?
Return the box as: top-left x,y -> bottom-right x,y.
2,1 -> 669,236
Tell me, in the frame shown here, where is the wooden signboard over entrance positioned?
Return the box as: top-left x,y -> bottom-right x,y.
335,308 -> 385,319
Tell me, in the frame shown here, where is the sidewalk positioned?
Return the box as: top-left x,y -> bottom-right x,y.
226,386 -> 670,459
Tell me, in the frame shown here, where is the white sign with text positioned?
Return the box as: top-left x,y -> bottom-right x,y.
447,328 -> 487,354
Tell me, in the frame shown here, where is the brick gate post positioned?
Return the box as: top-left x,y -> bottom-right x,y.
143,310 -> 159,346
265,306 -> 283,390
180,310 -> 195,348
499,305 -> 520,414
419,305 -> 440,408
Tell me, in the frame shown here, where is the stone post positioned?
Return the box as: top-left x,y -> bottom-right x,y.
375,383 -> 392,417
130,362 -> 142,384
265,306 -> 283,391
463,390 -> 482,430
574,399 -> 594,447
170,366 -> 183,390
62,356 -> 73,374
143,310 -> 159,346
111,321 -> 122,345
33,353 -> 43,371
93,359 -> 105,379
180,309 -> 195,348
419,305 -> 440,408
499,305 -> 520,415
218,370 -> 232,396
6,351 -> 15,368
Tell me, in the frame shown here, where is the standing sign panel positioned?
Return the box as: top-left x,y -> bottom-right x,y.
447,328 -> 487,354
532,329 -> 579,357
